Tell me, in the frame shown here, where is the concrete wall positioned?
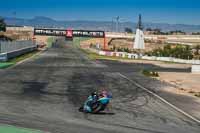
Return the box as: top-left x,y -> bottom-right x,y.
97,49 -> 200,64
142,56 -> 200,64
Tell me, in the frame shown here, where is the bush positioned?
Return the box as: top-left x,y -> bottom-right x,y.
146,44 -> 193,59
142,69 -> 159,77
0,17 -> 6,32
124,27 -> 133,33
194,92 -> 200,98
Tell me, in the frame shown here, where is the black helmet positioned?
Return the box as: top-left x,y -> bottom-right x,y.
91,91 -> 97,96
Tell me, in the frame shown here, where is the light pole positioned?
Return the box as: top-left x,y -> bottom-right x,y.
13,11 -> 16,26
113,16 -> 127,33
111,18 -> 114,32
112,16 -> 120,32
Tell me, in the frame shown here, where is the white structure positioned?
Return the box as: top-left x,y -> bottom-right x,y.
192,65 -> 200,73
6,26 -> 34,32
134,29 -> 145,49
133,14 -> 145,50
127,53 -> 139,59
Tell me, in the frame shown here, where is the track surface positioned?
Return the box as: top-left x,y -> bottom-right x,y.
0,39 -> 200,133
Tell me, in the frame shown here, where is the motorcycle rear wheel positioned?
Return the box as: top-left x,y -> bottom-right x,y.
92,102 -> 104,113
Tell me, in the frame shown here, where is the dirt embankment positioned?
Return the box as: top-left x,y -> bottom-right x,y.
159,72 -> 200,98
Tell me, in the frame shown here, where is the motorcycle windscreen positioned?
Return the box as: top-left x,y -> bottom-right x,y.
99,97 -> 110,104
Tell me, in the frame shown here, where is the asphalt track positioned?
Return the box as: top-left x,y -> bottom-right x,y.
0,39 -> 200,133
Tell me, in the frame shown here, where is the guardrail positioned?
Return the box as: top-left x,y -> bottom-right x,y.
0,41 -> 35,53
0,46 -> 37,61
0,41 -> 37,61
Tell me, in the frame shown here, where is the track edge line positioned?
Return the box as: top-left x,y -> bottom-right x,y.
117,72 -> 200,125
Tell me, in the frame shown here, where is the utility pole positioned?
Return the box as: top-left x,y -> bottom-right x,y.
112,16 -> 120,32
111,18 -> 114,32
113,16 -> 127,32
13,11 -> 17,26
116,16 -> 120,32
137,14 -> 143,30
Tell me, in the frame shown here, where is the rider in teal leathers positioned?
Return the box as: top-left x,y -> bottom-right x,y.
83,92 -> 98,113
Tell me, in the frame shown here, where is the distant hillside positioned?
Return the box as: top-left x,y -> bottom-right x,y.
3,16 -> 200,32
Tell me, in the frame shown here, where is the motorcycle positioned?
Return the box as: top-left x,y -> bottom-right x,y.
79,93 -> 112,114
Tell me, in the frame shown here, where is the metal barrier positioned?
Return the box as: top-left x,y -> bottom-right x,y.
0,41 -> 37,61
0,41 -> 35,53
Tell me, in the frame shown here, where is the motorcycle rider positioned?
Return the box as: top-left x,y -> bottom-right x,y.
83,90 -> 112,113
83,91 -> 98,113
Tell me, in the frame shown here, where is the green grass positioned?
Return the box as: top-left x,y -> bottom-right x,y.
0,124 -> 43,133
9,51 -> 39,63
47,37 -> 54,48
73,37 -> 91,47
0,62 -> 15,69
0,50 -> 39,69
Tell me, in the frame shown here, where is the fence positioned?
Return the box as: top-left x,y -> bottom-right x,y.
0,41 -> 35,53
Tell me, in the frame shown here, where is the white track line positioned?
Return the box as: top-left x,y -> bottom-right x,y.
117,72 -> 200,124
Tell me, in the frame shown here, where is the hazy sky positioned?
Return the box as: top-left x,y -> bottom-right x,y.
0,0 -> 200,24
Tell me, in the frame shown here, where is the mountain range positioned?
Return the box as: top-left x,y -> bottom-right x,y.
3,16 -> 200,33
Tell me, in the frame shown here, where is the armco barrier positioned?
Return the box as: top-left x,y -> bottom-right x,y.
0,53 -> 7,61
0,46 -> 37,61
7,46 -> 37,59
0,41 -> 35,53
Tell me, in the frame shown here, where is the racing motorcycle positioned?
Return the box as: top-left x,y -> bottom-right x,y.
79,91 -> 112,113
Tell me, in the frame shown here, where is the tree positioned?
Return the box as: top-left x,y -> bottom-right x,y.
0,17 -> 6,32
192,32 -> 200,35
194,45 -> 200,55
146,44 -> 193,59
146,28 -> 152,31
124,27 -> 133,33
